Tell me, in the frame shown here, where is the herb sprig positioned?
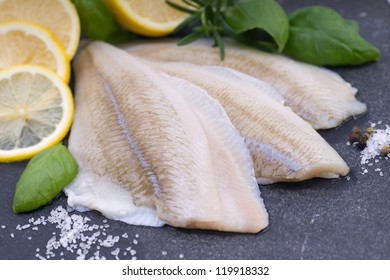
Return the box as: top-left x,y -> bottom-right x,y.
166,0 -> 234,59
166,0 -> 380,65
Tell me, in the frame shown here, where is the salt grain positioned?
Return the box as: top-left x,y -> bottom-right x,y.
111,248 -> 120,256
162,251 -> 167,256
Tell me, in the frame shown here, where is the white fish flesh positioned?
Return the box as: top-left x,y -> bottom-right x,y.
125,39 -> 367,130
64,41 -> 269,233
147,61 -> 350,184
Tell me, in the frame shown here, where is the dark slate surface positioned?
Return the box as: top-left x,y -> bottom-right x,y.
0,0 -> 389,260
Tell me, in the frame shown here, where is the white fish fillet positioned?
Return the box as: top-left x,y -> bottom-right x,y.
124,39 -> 367,129
147,61 -> 350,184
64,41 -> 269,233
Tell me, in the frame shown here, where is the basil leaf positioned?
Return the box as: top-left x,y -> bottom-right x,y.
283,6 -> 381,66
223,0 -> 289,52
72,0 -> 133,44
13,144 -> 78,213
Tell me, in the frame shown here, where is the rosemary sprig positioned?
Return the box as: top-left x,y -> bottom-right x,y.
166,0 -> 231,60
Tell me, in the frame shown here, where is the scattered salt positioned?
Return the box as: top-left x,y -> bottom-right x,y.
359,123 -> 390,166
100,235 -> 120,248
6,205 -> 139,260
179,254 -> 184,259
162,251 -> 167,256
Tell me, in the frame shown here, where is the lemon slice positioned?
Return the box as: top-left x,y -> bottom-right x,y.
0,21 -> 70,83
0,0 -> 80,59
0,65 -> 74,163
104,0 -> 188,37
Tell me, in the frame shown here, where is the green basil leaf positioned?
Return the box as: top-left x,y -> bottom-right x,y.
72,0 -> 133,44
223,0 -> 289,52
13,144 -> 78,213
284,6 -> 381,65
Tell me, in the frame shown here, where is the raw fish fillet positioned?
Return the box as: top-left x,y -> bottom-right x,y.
64,41 -> 268,233
124,39 -> 367,129
148,61 -> 350,184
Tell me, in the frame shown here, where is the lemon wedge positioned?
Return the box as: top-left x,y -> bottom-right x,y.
0,0 -> 80,59
104,0 -> 188,37
0,21 -> 70,83
0,65 -> 74,163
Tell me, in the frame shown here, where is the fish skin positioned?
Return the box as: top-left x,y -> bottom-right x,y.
65,41 -> 268,233
124,39 -> 367,130
146,61 -> 350,183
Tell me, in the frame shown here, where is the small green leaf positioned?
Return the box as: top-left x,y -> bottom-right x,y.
284,6 -> 381,65
72,0 -> 133,44
223,0 -> 289,52
13,144 -> 78,213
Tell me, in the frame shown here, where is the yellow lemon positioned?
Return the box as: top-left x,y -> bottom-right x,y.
0,0 -> 80,59
0,65 -> 74,163
0,21 -> 70,83
104,0 -> 188,37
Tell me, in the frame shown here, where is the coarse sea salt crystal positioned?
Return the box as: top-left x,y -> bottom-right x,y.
111,248 -> 120,256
